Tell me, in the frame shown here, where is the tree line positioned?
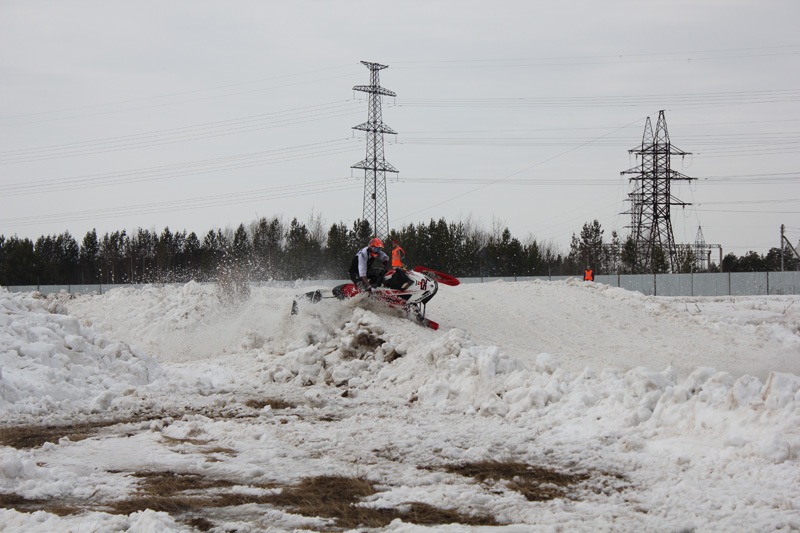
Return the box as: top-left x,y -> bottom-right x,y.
0,217 -> 797,287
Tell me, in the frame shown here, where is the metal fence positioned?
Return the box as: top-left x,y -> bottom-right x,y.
463,271 -> 800,296
5,271 -> 800,297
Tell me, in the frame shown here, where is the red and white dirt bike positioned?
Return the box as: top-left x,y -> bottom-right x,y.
291,266 -> 459,330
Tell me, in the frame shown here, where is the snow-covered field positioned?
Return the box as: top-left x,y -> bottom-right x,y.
1,279 -> 799,532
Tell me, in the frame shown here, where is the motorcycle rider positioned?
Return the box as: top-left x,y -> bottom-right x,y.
349,238 -> 390,293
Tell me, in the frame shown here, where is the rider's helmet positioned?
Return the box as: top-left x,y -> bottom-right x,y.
369,238 -> 384,250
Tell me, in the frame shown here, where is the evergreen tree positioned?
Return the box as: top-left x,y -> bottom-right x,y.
349,219 -> 373,251
0,236 -> 5,284
606,231 -> 622,274
1,236 -> 35,285
284,218 -> 319,279
325,222 -> 351,278
487,228 -> 524,276
232,224 -> 253,266
201,230 -> 223,278
764,246 -> 800,271
34,235 -> 57,284
80,229 -> 100,284
252,217 -> 283,280
155,227 -> 176,281
183,232 -> 202,280
55,231 -> 80,284
621,235 -> 638,274
721,252 -> 738,273
651,246 -> 670,274
523,239 -> 545,276
99,230 -> 127,283
738,251 -> 764,272
571,219 -> 604,273
131,228 -> 157,283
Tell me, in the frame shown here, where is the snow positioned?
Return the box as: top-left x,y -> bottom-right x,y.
1,279 -> 799,532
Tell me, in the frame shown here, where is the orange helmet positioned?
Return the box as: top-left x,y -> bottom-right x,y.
369,238 -> 384,249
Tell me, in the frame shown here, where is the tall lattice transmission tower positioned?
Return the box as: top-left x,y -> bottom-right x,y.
351,61 -> 397,239
622,110 -> 694,272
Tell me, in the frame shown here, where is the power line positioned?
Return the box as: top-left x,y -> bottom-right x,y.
697,209 -> 799,214
394,114 -> 648,223
390,45 -> 800,69
0,178 -> 361,228
395,89 -> 800,109
0,138 -> 360,196
395,173 -> 800,186
698,199 -> 800,205
0,67 -> 361,126
0,103 -> 362,164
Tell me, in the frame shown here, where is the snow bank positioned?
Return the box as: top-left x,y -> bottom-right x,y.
52,282 -> 800,467
265,301 -> 800,464
0,288 -> 165,422
2,282 -> 797,532
0,508 -> 192,533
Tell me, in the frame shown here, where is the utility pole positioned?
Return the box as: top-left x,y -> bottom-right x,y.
351,61 -> 397,240
622,110 -> 694,273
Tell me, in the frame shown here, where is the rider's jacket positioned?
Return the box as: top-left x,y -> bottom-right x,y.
349,246 -> 389,282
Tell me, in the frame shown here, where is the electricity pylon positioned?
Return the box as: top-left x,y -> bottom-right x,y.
351,61 -> 397,240
693,226 -> 722,271
622,110 -> 694,272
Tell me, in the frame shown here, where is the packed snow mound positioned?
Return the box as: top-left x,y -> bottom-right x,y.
269,304 -> 800,463
2,282 -> 800,532
0,288 -> 165,422
435,278 -> 800,380
57,281 -> 800,464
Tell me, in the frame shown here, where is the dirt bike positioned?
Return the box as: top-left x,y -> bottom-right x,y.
290,266 -> 459,330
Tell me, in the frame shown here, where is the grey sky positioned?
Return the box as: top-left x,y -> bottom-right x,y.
1,0 -> 799,257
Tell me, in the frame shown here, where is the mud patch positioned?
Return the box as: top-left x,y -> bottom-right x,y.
0,419 -> 134,449
0,493 -> 81,516
431,460 -> 591,501
339,331 -> 386,360
1,397 -> 295,449
244,397 -> 298,410
259,475 -> 498,529
1,472 -> 498,530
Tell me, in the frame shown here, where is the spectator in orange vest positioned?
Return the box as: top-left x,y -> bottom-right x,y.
391,239 -> 406,269
584,266 -> 594,281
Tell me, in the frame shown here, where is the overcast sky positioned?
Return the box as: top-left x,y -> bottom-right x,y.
1,0 -> 799,258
